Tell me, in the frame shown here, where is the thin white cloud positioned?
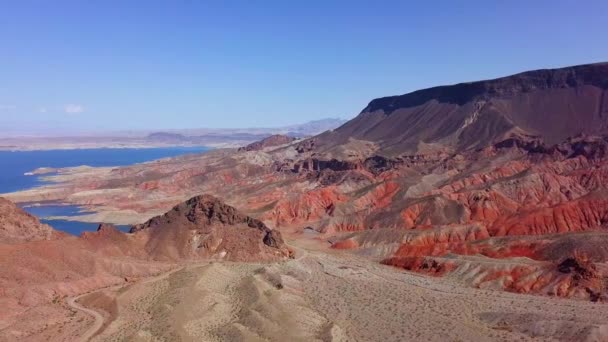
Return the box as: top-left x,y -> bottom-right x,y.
0,104 -> 16,110
38,107 -> 48,113
64,104 -> 85,114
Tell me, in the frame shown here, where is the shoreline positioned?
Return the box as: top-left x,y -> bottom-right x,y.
0,143 -> 220,152
43,210 -> 155,226
1,147 -> 211,230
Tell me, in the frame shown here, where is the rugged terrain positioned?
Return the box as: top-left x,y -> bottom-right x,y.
3,62 -> 608,340
0,195 -> 288,341
130,194 -> 290,261
71,244 -> 608,341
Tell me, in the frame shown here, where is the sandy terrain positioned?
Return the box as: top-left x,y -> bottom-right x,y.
55,239 -> 608,342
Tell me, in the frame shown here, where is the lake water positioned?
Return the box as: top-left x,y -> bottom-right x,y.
23,204 -> 131,233
0,147 -> 209,235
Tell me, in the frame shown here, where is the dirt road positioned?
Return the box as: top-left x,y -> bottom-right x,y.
66,294 -> 104,342
66,266 -> 184,341
64,242 -> 608,342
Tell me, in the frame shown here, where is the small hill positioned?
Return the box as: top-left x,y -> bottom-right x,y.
131,194 -> 290,261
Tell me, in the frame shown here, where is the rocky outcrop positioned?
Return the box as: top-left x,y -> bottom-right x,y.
0,197 -> 60,244
291,158 -> 358,173
262,187 -> 348,228
132,194 -> 290,261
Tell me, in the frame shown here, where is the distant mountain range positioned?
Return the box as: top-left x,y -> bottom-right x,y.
0,118 -> 347,150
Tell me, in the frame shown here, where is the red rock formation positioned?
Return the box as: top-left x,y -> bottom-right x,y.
264,186 -> 348,227
381,256 -> 457,276
356,136 -> 608,301
489,196 -> 608,237
353,181 -> 400,210
331,238 -> 359,249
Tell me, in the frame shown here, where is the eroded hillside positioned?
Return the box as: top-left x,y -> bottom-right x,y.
4,62 -> 608,305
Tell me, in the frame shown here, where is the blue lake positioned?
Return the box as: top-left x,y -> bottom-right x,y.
0,147 -> 209,235
23,204 -> 131,233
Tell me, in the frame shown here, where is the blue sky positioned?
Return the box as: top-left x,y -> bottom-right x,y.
1,1 -> 607,134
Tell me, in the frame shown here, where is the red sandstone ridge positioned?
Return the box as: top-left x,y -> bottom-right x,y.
131,194 -> 291,261
0,197 -> 62,244
238,134 -> 296,152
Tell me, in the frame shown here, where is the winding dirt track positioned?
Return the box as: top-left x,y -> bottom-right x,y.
67,294 -> 104,342
66,266 -> 184,341
67,241 -> 608,342
65,242 -> 303,341
65,243 -> 309,341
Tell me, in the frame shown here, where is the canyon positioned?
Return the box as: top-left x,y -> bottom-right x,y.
3,62 -> 608,341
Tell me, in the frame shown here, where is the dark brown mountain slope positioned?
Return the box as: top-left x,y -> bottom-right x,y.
131,194 -> 291,261
312,62 -> 608,156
